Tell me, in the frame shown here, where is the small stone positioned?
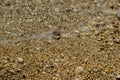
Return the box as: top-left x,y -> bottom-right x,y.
52,28 -> 61,40
74,30 -> 80,34
8,69 -> 15,74
75,76 -> 83,80
75,66 -> 84,74
55,73 -> 60,77
74,30 -> 81,37
53,28 -> 60,36
83,57 -> 89,62
73,8 -> 78,12
5,1 -> 11,6
116,75 -> 120,80
62,33 -> 71,39
107,41 -> 114,46
75,78 -> 80,80
117,10 -> 120,20
17,57 -> 24,63
53,36 -> 60,40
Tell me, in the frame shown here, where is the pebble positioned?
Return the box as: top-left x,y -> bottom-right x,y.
75,78 -> 81,80
74,30 -> 80,34
52,28 -> 60,36
117,10 -> 120,20
62,33 -> 69,38
17,57 -> 24,63
116,75 -> 120,80
8,69 -> 15,74
75,76 -> 83,80
53,36 -> 60,40
75,66 -> 84,74
74,30 -> 81,37
52,28 -> 61,40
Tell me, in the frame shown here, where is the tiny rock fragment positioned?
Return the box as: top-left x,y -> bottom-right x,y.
74,30 -> 80,34
75,66 -> 84,74
52,28 -> 61,40
5,1 -> 11,6
53,36 -> 60,40
53,28 -> 60,36
116,75 -> 120,80
84,57 -> 89,62
114,39 -> 120,44
117,10 -> 120,20
62,33 -> 71,39
75,78 -> 80,80
8,69 -> 15,74
75,76 -> 83,80
17,57 -> 24,63
74,30 -> 81,37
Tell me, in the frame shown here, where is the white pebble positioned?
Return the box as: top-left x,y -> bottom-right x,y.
17,57 -> 24,63
74,30 -> 80,34
75,78 -> 80,80
75,66 -> 84,74
116,74 -> 120,79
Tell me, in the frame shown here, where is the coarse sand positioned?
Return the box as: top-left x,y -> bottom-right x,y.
0,0 -> 120,80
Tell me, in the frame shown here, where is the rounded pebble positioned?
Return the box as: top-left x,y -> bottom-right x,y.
75,66 -> 84,74
52,28 -> 61,40
75,78 -> 80,80
117,10 -> 120,20
116,75 -> 120,80
17,57 -> 24,63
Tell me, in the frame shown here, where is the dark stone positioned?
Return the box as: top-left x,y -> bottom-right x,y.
52,28 -> 60,36
116,75 -> 120,80
52,28 -> 61,40
116,78 -> 120,80
22,75 -> 26,79
5,2 -> 11,6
